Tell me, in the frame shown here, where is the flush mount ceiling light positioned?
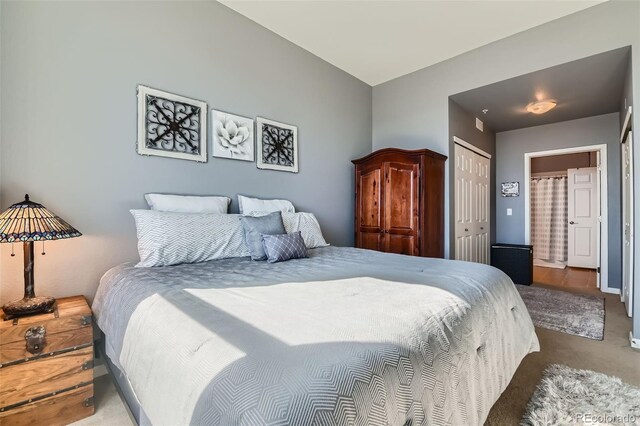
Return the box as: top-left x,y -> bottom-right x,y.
526,100 -> 557,114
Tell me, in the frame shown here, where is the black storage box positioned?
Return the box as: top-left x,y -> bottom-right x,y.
490,243 -> 533,286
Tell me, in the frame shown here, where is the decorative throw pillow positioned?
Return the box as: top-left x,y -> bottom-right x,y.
240,212 -> 286,260
281,212 -> 329,248
246,212 -> 329,248
238,195 -> 295,214
262,231 -> 308,263
145,193 -> 230,214
131,210 -> 249,267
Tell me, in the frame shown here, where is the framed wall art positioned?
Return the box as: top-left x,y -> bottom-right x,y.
137,85 -> 207,162
212,110 -> 254,161
501,182 -> 520,197
256,117 -> 298,173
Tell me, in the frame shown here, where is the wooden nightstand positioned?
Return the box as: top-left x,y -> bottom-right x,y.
0,296 -> 94,425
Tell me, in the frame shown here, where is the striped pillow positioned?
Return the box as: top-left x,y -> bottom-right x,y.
131,210 -> 249,267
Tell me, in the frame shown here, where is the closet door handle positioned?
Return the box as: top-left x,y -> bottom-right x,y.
569,221 -> 576,225
465,228 -> 469,232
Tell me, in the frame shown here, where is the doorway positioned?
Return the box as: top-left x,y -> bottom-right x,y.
524,144 -> 609,292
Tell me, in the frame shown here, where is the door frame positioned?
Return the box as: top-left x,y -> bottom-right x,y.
620,105 -> 633,316
524,144 -> 612,294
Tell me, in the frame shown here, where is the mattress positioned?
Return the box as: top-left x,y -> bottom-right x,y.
92,246 -> 539,425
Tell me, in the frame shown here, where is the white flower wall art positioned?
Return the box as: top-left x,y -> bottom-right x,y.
212,110 -> 254,161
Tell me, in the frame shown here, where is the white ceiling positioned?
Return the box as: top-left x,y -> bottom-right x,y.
220,0 -> 604,86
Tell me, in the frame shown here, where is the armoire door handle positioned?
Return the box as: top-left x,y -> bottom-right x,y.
465,228 -> 469,232
569,221 -> 576,225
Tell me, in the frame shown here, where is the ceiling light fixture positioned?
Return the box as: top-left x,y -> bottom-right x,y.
526,100 -> 557,114
482,109 -> 489,114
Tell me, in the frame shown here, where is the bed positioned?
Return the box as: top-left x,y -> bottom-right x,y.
92,246 -> 539,425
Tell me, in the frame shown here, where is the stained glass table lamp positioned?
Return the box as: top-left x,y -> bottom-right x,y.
0,194 -> 81,318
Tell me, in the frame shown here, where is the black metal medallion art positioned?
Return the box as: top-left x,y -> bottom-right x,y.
137,86 -> 207,162
256,117 -> 298,172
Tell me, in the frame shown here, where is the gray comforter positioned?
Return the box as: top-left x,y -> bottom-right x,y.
92,247 -> 539,426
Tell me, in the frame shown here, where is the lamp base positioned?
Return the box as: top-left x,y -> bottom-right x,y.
2,296 -> 56,319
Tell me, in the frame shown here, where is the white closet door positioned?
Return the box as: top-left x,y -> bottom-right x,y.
455,144 -> 474,261
475,153 -> 490,264
455,143 -> 491,264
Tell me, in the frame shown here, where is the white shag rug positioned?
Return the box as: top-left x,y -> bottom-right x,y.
521,364 -> 640,425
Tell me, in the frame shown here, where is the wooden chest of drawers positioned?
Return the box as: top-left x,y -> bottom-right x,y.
0,296 -> 94,425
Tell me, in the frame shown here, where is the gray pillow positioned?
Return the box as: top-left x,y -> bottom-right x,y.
240,211 -> 286,260
262,231 -> 308,263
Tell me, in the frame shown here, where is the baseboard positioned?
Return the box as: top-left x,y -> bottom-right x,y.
602,287 -> 620,295
630,332 -> 640,350
94,363 -> 109,378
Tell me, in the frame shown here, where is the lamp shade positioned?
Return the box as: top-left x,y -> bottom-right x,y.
0,194 -> 81,243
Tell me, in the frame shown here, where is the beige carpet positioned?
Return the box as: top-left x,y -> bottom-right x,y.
74,284 -> 639,426
71,374 -> 134,426
486,284 -> 640,425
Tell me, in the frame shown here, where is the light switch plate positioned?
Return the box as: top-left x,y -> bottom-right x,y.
507,208 -> 513,216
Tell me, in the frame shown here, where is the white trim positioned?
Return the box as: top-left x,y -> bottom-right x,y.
94,363 -> 109,378
524,144 -> 610,293
630,332 -> 640,350
620,106 -> 632,143
453,136 -> 492,159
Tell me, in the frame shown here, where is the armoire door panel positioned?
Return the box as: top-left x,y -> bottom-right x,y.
358,232 -> 382,252
358,168 -> 383,229
385,234 -> 416,256
384,162 -> 419,234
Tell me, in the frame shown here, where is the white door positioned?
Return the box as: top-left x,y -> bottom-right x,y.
474,153 -> 490,264
454,143 -> 490,264
622,131 -> 634,317
455,144 -> 473,261
567,167 -> 598,268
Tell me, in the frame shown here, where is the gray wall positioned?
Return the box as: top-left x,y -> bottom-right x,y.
0,1 -> 372,303
495,113 -> 621,288
372,0 -> 640,338
448,99 -> 496,249
372,0 -> 640,260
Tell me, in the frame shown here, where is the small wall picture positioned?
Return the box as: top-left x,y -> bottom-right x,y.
212,110 -> 254,161
501,182 -> 520,197
256,117 -> 298,173
137,85 -> 207,162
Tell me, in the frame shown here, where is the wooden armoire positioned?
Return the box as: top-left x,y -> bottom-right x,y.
352,148 -> 446,258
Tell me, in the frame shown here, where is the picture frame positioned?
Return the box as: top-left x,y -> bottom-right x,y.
256,117 -> 298,173
137,85 -> 207,162
501,182 -> 520,197
211,110 -> 254,162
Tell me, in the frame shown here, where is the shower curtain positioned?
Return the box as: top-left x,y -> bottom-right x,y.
531,176 -> 568,263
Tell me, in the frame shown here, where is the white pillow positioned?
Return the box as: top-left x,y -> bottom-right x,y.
247,211 -> 329,248
131,210 -> 249,267
237,195 -> 295,214
145,193 -> 230,214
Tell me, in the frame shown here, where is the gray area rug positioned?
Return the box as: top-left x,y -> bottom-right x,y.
521,364 -> 640,425
516,285 -> 604,340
